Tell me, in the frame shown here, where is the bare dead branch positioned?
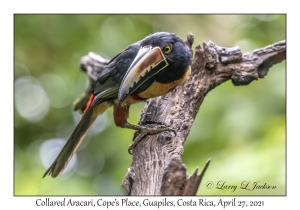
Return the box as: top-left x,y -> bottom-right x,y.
77,34 -> 286,196
161,158 -> 211,196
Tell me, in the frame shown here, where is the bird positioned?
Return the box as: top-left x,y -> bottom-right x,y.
43,32 -> 192,178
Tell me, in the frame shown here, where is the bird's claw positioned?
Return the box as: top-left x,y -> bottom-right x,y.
140,124 -> 176,135
126,123 -> 176,155
128,133 -> 147,155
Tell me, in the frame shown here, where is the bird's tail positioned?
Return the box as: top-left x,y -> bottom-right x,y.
43,103 -> 109,178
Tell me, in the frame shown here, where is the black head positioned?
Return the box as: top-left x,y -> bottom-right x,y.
141,32 -> 192,83
118,32 -> 192,105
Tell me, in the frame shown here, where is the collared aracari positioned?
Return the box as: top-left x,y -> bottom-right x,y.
43,32 -> 192,178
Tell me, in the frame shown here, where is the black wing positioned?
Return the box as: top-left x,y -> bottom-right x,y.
91,41 -> 141,107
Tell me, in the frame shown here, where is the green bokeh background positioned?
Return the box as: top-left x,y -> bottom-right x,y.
14,14 -> 286,196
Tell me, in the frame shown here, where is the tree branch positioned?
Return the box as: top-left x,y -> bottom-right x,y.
77,34 -> 286,196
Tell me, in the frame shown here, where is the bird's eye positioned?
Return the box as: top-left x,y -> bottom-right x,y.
163,45 -> 172,54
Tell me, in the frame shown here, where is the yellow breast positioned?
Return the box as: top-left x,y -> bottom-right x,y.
138,66 -> 191,99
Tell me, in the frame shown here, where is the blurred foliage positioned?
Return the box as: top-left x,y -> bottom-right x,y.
14,14 -> 286,196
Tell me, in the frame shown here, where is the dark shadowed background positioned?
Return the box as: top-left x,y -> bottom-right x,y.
14,14 -> 286,195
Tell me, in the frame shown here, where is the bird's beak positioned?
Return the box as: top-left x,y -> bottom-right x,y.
118,46 -> 169,105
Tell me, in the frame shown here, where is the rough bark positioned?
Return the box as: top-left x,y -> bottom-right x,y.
78,34 -> 286,196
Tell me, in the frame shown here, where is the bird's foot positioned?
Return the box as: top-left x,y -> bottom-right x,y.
128,133 -> 147,155
124,122 -> 176,155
